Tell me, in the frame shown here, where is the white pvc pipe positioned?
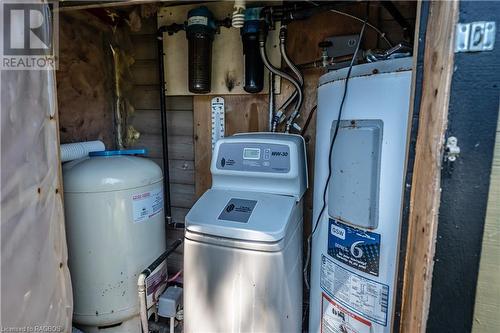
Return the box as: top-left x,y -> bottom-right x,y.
138,273 -> 149,333
60,140 -> 105,162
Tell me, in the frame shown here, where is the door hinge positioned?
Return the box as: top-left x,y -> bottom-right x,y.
455,21 -> 496,53
444,136 -> 461,162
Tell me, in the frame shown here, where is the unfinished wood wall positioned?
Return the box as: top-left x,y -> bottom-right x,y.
57,12 -> 115,148
127,17 -> 192,272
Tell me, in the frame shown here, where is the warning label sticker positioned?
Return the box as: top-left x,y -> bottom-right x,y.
321,293 -> 372,333
328,219 -> 381,276
132,188 -> 163,223
145,260 -> 167,307
320,255 -> 389,326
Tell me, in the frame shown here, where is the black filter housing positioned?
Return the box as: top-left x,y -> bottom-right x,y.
241,8 -> 265,93
186,6 -> 216,94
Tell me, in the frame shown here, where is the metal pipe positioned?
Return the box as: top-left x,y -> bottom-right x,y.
276,26 -> 303,116
279,26 -> 303,86
170,317 -> 175,333
258,32 -> 302,132
157,27 -> 172,224
279,25 -> 304,132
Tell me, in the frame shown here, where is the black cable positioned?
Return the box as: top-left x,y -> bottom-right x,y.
301,105 -> 317,136
303,9 -> 369,289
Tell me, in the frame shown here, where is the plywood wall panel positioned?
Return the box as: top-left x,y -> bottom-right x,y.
158,2 -> 281,96
193,94 -> 269,197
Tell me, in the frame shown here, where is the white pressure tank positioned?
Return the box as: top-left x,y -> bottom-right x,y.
63,150 -> 167,333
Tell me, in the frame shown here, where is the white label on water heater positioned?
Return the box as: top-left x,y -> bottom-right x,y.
132,188 -> 163,223
320,255 -> 389,326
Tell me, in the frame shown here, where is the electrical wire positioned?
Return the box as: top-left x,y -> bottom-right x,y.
303,13 -> 368,290
306,0 -> 392,48
300,105 -> 317,136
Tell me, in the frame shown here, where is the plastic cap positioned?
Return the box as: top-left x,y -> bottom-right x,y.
89,149 -> 147,157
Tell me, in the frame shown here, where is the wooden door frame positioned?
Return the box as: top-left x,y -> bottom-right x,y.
399,1 -> 459,332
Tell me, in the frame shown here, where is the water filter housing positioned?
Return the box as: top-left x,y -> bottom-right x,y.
309,58 -> 413,333
241,7 -> 265,93
186,6 -> 216,93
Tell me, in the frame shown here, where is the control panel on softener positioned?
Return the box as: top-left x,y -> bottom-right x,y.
216,142 -> 291,173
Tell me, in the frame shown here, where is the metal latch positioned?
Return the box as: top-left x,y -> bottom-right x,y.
455,21 -> 496,53
444,136 -> 460,162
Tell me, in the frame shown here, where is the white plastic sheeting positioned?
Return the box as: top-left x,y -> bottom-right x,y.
1,69 -> 73,329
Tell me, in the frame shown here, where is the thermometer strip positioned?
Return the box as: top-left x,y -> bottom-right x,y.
211,97 -> 225,151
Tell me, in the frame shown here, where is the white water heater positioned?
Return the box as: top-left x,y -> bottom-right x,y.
63,151 -> 166,333
309,58 -> 413,333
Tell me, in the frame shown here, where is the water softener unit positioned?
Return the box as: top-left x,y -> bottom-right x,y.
309,58 -> 413,333
184,133 -> 307,333
241,7 -> 265,93
186,6 -> 216,94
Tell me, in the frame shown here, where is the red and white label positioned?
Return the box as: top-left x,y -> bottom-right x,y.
145,260 -> 168,307
132,188 -> 163,223
321,293 -> 372,333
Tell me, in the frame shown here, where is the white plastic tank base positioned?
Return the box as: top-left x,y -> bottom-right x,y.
63,155 -> 167,328
309,58 -> 413,333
